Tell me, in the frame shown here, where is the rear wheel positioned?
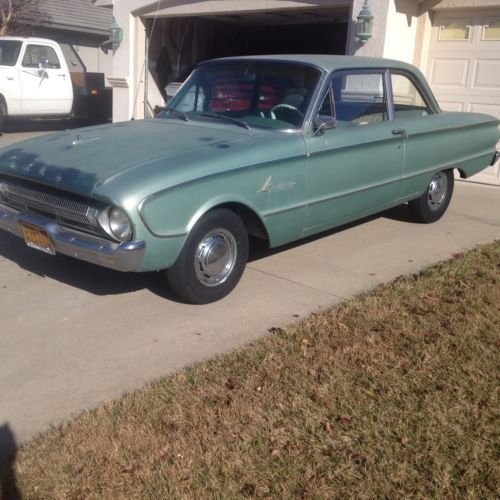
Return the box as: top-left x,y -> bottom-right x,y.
408,170 -> 454,223
165,209 -> 249,304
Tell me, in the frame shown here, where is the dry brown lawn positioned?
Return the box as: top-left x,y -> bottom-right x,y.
5,241 -> 500,499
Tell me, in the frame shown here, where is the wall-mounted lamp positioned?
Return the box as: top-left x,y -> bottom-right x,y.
356,0 -> 374,44
101,17 -> 123,54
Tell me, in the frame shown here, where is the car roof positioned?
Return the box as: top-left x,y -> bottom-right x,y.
204,54 -> 419,74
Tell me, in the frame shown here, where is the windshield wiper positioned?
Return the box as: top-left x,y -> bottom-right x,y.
201,112 -> 251,130
160,107 -> 190,122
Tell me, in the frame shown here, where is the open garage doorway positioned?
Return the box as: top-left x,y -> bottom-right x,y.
144,7 -> 349,107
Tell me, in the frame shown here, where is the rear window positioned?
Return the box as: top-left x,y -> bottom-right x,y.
0,40 -> 22,66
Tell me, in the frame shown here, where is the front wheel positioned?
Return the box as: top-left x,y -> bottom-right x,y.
408,170 -> 454,223
164,209 -> 249,304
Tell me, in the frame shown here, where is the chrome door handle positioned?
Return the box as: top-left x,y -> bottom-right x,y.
392,129 -> 408,138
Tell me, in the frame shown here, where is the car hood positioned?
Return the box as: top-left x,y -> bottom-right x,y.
0,119 -> 255,197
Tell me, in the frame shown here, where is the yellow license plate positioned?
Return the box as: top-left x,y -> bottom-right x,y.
19,222 -> 56,255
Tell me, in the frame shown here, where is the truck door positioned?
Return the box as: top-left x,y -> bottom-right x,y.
0,40 -> 23,115
18,43 -> 73,115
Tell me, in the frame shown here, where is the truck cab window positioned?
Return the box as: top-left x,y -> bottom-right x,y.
22,45 -> 61,69
0,40 -> 22,66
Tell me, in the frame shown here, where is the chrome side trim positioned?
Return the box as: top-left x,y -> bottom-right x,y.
263,150 -> 492,219
262,202 -> 307,218
408,120 -> 499,139
263,176 -> 401,219
0,203 -> 145,272
307,177 -> 401,209
306,135 -> 400,159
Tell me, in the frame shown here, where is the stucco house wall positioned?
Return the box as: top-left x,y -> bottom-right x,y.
97,0 -> 500,118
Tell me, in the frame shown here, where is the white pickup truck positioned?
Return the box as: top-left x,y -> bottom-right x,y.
0,36 -> 110,128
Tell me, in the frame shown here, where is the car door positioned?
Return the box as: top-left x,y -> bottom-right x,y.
18,42 -> 73,115
303,69 -> 405,234
388,70 -> 447,199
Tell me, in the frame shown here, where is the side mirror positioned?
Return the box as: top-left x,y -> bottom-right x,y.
313,116 -> 336,136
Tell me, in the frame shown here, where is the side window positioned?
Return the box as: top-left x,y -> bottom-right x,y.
326,72 -> 388,127
22,45 -> 61,69
391,73 -> 431,118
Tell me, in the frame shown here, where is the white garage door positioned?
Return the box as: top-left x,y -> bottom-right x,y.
427,10 -> 500,185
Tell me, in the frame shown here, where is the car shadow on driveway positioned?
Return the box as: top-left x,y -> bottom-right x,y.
0,230 -> 178,299
0,205 -> 416,300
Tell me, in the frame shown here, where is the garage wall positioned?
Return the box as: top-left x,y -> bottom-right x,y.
382,0 -> 419,62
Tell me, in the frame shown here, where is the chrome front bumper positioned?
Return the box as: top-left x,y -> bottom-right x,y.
0,203 -> 145,272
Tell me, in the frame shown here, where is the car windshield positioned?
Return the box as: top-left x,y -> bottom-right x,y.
0,40 -> 22,66
160,61 -> 321,130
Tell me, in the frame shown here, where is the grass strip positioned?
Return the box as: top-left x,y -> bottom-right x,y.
8,241 -> 500,498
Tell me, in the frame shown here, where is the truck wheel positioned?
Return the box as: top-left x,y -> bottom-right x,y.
164,209 -> 249,304
408,170 -> 454,223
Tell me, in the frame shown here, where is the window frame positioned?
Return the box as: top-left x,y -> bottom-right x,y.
21,43 -> 61,69
311,67 -> 439,133
0,40 -> 22,67
311,68 -> 392,130
387,70 -> 436,118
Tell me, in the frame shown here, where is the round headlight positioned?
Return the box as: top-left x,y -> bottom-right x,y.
108,207 -> 132,242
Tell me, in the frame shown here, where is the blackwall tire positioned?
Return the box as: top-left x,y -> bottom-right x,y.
164,208 -> 249,304
408,170 -> 454,223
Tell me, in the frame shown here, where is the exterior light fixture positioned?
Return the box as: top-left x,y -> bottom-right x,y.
356,0 -> 374,44
109,17 -> 123,53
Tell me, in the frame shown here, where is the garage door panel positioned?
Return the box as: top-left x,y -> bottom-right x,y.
469,103 -> 500,118
473,59 -> 500,88
428,9 -> 500,185
430,58 -> 469,87
438,101 -> 464,112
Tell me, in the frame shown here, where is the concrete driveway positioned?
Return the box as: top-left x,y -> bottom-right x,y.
1,130 -> 499,452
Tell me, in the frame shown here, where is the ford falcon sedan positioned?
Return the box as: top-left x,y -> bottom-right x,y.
0,55 -> 498,303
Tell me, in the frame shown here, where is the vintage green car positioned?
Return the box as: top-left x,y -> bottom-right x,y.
0,55 -> 498,303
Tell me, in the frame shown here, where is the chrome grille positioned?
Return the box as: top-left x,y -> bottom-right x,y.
0,176 -> 99,228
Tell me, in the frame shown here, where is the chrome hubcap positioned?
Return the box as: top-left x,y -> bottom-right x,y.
194,229 -> 237,287
428,172 -> 448,210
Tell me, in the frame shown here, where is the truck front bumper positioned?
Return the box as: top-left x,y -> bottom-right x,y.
0,203 -> 145,272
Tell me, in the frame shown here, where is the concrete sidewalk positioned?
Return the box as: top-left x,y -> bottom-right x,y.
0,135 -> 498,451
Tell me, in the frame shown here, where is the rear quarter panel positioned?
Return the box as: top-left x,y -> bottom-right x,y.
400,112 -> 499,199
